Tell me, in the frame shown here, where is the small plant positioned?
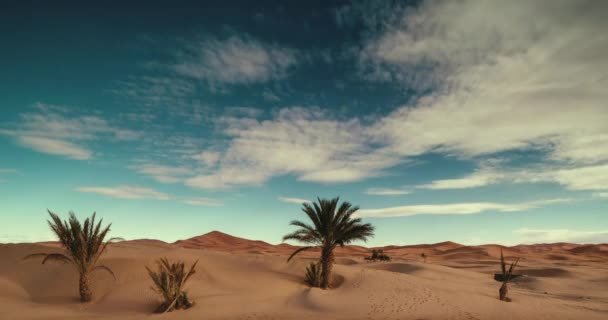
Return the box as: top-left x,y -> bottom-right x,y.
365,249 -> 391,262
421,253 -> 427,263
305,262 -> 322,287
498,249 -> 519,302
23,210 -> 120,302
147,258 -> 198,313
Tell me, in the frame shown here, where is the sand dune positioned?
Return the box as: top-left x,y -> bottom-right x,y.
1,233 -> 607,319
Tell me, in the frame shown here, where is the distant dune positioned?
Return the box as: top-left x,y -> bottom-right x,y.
1,231 -> 606,319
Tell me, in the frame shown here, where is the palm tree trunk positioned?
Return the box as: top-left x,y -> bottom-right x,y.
320,245 -> 334,289
79,272 -> 93,302
499,282 -> 509,301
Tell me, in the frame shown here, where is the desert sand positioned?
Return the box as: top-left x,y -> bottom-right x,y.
1,231 -> 607,319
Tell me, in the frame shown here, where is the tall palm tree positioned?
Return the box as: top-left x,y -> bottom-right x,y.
24,210 -> 121,302
283,197 -> 375,289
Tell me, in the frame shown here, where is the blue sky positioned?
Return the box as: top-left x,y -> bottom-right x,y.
1,1 -> 607,246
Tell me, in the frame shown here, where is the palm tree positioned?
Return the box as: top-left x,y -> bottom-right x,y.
283,197 -> 375,289
147,258 -> 198,313
498,249 -> 519,302
23,210 -> 121,302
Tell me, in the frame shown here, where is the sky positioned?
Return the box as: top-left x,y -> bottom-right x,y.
1,0 -> 607,246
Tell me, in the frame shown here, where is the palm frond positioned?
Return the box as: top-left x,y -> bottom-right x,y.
42,253 -> 73,264
287,246 -> 314,262
22,253 -> 50,261
92,265 -> 117,281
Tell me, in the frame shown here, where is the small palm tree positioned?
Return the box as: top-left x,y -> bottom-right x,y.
146,258 -> 198,313
498,249 -> 519,302
23,210 -> 121,302
365,249 -> 390,262
421,253 -> 427,263
305,262 -> 321,287
283,197 -> 375,289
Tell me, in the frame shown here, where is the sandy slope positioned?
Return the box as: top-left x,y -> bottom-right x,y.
1,233 -> 607,319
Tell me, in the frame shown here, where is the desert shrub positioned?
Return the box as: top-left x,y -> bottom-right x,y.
498,249 -> 519,302
147,258 -> 198,313
365,249 -> 391,262
421,253 -> 427,263
305,262 -> 322,287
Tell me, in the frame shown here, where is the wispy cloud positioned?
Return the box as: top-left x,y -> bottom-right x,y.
75,185 -> 171,200
185,107 -> 402,189
183,2 -> 608,192
173,34 -> 299,87
181,197 -> 223,207
365,187 -> 410,196
352,1 -> 608,181
418,163 -> 608,192
17,136 -> 93,160
278,196 -> 310,204
357,199 -> 571,218
131,163 -> 194,183
514,228 -> 608,244
593,192 -> 608,199
2,103 -> 140,160
0,168 -> 19,182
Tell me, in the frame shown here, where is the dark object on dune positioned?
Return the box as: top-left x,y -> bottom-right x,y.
498,249 -> 520,302
365,249 -> 391,262
494,273 -> 522,281
23,210 -> 121,302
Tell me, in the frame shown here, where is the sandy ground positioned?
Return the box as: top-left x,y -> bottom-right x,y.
1,232 -> 607,319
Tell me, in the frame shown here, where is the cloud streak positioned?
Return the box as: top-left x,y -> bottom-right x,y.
173,34 -> 299,87
2,103 -> 139,160
514,228 -> 608,244
365,187 -> 410,196
75,185 -> 171,200
357,199 -> 571,218
278,196 -> 310,204
181,197 -> 223,207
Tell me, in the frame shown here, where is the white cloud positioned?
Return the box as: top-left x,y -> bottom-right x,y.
75,185 -> 171,200
186,107 -> 402,189
184,2 -> 607,192
131,163 -> 194,183
17,136 -> 92,160
356,1 -> 608,168
191,151 -> 221,167
173,35 -> 298,86
514,228 -> 608,244
418,163 -> 608,192
2,103 -> 139,160
365,187 -> 410,196
357,198 -> 571,218
419,169 -> 505,190
278,196 -> 310,204
182,197 -> 223,207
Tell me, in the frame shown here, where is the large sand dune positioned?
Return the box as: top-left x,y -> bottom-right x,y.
1,231 -> 607,319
